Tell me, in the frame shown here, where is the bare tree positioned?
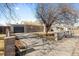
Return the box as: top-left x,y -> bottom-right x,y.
4,3 -> 20,24
0,3 -> 20,36
36,3 -> 59,36
36,4 -> 60,54
36,3 -> 78,35
36,3 -> 78,54
58,4 -> 78,26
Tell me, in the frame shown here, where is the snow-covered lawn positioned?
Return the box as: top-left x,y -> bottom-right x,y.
16,33 -> 79,56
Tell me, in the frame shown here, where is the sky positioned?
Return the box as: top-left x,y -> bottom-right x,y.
14,3 -> 37,22
0,3 -> 79,25
0,3 -> 37,25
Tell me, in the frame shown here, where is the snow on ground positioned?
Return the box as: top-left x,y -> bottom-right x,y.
16,33 -> 79,56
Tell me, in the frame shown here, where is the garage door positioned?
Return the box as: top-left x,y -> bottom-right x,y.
14,27 -> 24,33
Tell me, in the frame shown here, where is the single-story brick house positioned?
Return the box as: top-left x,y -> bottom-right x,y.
10,24 -> 44,33
0,23 -> 44,34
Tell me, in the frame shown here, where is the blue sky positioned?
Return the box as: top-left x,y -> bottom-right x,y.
0,3 -> 37,24
14,3 -> 37,22
0,3 -> 79,25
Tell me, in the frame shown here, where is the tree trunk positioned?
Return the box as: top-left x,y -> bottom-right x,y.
44,25 -> 46,33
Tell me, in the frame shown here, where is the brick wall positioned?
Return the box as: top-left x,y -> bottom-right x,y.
4,36 -> 15,56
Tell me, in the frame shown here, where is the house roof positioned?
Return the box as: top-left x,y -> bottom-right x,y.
10,22 -> 43,26
0,23 -> 10,26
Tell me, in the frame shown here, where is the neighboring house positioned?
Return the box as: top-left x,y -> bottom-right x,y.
10,23 -> 44,33
0,23 -> 44,34
0,23 -> 74,34
0,25 -> 10,34
50,23 -> 73,33
71,26 -> 79,35
10,24 -> 24,33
